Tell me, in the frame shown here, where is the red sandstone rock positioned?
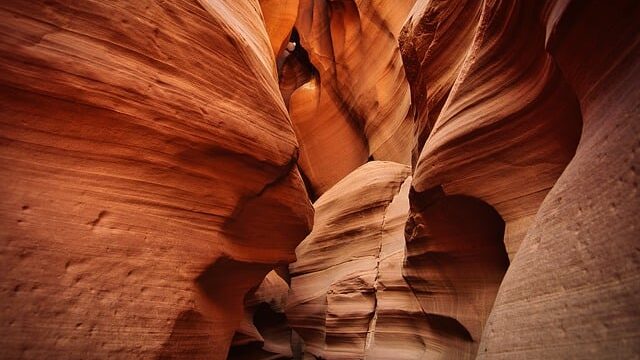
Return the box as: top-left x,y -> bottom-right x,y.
1,0 -> 638,359
286,0 -> 416,197
286,162 -> 435,359
479,1 -> 640,358
0,1 -> 312,358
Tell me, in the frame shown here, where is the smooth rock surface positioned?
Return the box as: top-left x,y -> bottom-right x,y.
286,0 -> 417,197
229,269 -> 293,360
400,0 -> 584,357
1,0 -> 639,359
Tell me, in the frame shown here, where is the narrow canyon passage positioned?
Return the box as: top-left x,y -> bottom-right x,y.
0,1 -> 638,360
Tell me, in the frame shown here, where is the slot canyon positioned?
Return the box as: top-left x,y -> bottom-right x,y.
0,0 -> 638,359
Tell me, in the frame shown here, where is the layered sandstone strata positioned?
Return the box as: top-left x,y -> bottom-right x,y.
398,0 -> 587,357
0,0 -> 638,359
284,0 -> 417,197
0,1 -> 312,359
287,161 -> 434,359
479,1 -> 640,357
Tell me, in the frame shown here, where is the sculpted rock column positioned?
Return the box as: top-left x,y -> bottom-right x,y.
479,1 -> 640,357
400,0 -> 483,166
401,0 -> 582,357
287,161 -> 436,359
0,1 -> 312,358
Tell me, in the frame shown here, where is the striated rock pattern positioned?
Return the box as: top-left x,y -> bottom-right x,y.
287,162 -> 421,359
400,0 -> 585,355
400,0 -> 483,166
479,1 -> 640,358
295,0 -> 416,163
1,0 -> 639,359
284,0 -> 417,197
0,1 -> 312,359
405,0 -> 582,260
398,0 -> 638,358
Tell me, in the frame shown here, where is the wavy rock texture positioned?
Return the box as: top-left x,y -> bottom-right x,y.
1,0 -> 639,359
401,0 -> 583,357
400,0 -> 483,166
289,77 -> 369,197
260,0 -> 299,57
0,1 -> 312,359
287,161 -> 427,359
285,0 -> 416,197
479,1 -> 640,358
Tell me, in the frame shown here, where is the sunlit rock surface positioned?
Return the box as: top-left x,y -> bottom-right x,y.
285,0 -> 417,198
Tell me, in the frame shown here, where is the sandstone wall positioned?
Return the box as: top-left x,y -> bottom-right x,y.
0,1 -> 313,358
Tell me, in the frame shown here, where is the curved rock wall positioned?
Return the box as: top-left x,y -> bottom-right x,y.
0,1 -> 312,358
399,1 -> 584,357
400,0 -> 483,167
479,1 -> 640,358
286,0 -> 417,198
286,162 -> 416,359
1,0 -> 638,359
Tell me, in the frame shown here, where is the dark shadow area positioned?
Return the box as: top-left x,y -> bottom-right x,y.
404,190 -> 510,357
157,310 -> 216,360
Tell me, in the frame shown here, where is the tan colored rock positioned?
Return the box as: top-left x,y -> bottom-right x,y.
364,176 -> 434,360
0,1 -> 312,358
287,161 -> 436,359
401,0 -> 583,357
479,1 -> 640,358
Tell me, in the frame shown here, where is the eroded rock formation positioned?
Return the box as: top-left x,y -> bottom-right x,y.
0,0 -> 638,359
286,161 -> 419,359
229,269 -> 293,360
284,0 -> 417,197
479,1 -> 640,357
398,1 -> 583,356
0,1 -> 312,358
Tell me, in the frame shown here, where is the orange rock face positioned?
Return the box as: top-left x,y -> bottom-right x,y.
285,0 -> 417,198
479,1 -> 640,358
0,1 -> 312,358
1,0 -> 638,359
